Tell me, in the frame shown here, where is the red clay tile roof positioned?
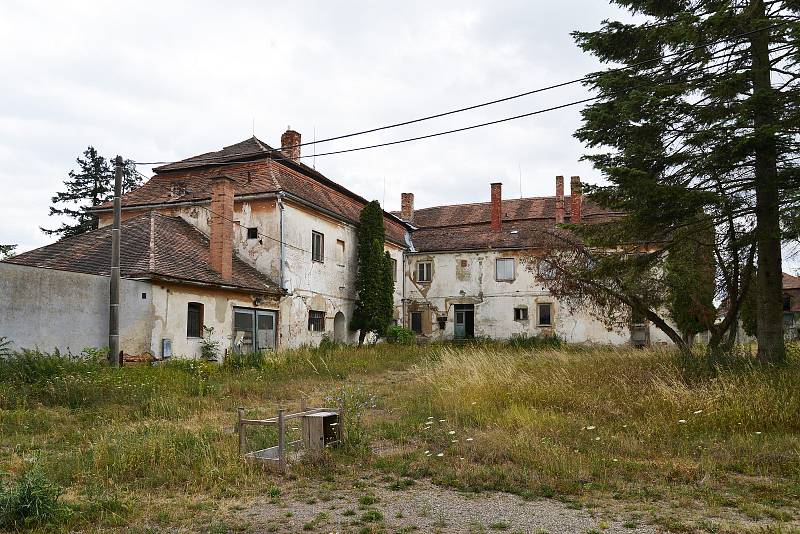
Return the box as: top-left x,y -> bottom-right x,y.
93,137 -> 408,246
5,213 -> 281,294
401,196 -> 621,252
784,272 -> 800,290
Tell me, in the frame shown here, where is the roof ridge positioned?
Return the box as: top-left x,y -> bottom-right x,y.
411,194 -> 599,214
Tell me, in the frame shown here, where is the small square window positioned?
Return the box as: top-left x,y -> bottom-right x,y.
247,227 -> 258,239
538,303 -> 553,326
312,231 -> 324,262
308,310 -> 325,332
410,311 -> 423,333
416,261 -> 432,283
496,258 -> 515,281
514,307 -> 528,321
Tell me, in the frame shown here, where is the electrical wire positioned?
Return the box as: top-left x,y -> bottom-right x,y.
130,22 -> 789,167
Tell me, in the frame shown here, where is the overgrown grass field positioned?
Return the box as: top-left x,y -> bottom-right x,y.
1,342 -> 798,532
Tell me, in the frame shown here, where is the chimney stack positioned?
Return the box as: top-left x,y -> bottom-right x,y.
555,176 -> 565,224
570,176 -> 582,224
401,192 -> 414,223
491,182 -> 502,231
209,175 -> 235,281
280,127 -> 301,162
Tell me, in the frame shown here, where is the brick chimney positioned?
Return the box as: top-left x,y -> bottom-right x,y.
209,175 -> 235,281
491,182 -> 502,231
401,192 -> 414,223
280,127 -> 301,162
555,175 -> 565,224
570,176 -> 582,224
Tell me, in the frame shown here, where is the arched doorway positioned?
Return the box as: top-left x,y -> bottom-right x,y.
333,312 -> 347,343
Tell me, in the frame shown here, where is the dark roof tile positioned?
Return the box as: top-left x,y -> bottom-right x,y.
5,213 -> 281,293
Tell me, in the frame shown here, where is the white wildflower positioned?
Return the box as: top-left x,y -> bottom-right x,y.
436,452 -> 444,457
678,419 -> 687,424
448,430 -> 456,435
586,425 -> 596,430
693,410 -> 703,415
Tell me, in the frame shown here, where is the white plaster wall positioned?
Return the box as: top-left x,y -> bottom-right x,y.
0,263 -> 154,354
403,250 -> 647,345
147,284 -> 278,359
276,201 -> 404,348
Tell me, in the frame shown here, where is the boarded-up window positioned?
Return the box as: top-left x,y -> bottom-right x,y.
336,239 -> 346,264
187,302 -> 204,338
312,231 -> 324,262
308,310 -> 325,332
496,258 -> 515,281
514,307 -> 528,321
416,261 -> 432,283
410,311 -> 423,333
538,303 -> 552,326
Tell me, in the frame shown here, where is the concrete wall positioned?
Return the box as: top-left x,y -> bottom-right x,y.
403,250 -> 674,345
0,263 -> 153,354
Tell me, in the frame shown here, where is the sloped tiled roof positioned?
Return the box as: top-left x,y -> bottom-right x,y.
93,137 -> 408,245
399,195 -> 621,252
5,213 -> 281,294
784,272 -> 800,290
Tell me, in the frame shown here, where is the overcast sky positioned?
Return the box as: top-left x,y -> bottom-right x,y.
0,0 -> 632,253
2,1 -> 797,270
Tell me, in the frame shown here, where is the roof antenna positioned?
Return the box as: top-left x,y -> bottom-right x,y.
252,117 -> 255,136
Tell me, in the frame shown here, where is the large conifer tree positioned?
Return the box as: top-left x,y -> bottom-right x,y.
41,147 -> 140,239
351,201 -> 395,345
573,0 -> 799,363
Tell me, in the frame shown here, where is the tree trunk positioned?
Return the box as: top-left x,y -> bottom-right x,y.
749,0 -> 786,364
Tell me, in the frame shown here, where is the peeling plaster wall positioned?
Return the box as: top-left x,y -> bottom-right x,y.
277,201 -> 404,348
403,250 -> 673,345
0,263 -> 153,354
147,283 -> 279,360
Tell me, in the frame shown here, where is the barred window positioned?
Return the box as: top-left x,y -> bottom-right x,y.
308,310 -> 325,332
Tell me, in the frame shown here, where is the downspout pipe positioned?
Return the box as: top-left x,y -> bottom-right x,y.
277,192 -> 287,292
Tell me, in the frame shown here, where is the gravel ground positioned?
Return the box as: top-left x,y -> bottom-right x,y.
236,478 -> 657,533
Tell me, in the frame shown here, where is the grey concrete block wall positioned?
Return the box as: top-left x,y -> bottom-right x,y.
0,263 -> 154,354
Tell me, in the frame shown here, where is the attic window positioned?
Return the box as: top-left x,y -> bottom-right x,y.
247,227 -> 258,239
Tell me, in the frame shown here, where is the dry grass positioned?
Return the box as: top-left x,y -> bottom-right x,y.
1,342 -> 799,532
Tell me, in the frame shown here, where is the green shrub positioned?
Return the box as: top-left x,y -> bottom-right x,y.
223,351 -> 267,370
386,325 -> 414,345
0,469 -> 66,530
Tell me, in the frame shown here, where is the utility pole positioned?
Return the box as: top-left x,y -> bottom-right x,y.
109,155 -> 123,367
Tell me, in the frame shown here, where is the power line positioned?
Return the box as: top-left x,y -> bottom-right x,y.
131,22 -> 787,167
131,44 -> 790,168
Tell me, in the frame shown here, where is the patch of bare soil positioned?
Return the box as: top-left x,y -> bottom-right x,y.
233,477 -> 657,533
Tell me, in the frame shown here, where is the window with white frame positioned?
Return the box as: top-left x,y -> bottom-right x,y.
514,306 -> 528,321
416,261 -> 432,283
312,231 -> 324,262
496,258 -> 515,281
